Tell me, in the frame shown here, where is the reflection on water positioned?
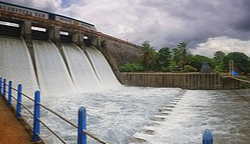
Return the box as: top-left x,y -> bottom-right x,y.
134,89 -> 250,144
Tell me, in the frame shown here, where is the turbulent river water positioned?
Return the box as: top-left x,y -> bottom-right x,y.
36,88 -> 250,144
133,89 -> 250,144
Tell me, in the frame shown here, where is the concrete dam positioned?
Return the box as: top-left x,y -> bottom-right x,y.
0,1 -> 138,96
0,28 -> 121,96
0,1 -> 244,92
1,2 -> 250,144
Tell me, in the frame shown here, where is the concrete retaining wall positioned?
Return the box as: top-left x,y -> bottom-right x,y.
118,73 -> 242,90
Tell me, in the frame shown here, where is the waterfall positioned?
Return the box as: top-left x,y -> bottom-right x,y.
33,40 -> 76,96
0,35 -> 121,96
86,47 -> 121,88
0,36 -> 38,96
62,43 -> 103,93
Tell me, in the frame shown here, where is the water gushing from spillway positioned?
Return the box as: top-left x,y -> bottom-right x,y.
86,47 -> 121,88
62,43 -> 103,93
133,90 -> 250,144
0,36 -> 38,96
40,87 -> 182,144
33,40 -> 76,96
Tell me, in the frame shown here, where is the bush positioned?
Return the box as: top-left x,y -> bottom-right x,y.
119,63 -> 145,72
160,66 -> 170,72
183,65 -> 198,72
213,65 -> 222,74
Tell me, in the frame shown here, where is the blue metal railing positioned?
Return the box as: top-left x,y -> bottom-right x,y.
203,129 -> 213,144
0,77 -> 108,144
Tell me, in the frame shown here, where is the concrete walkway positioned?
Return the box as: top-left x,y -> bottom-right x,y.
0,98 -> 34,144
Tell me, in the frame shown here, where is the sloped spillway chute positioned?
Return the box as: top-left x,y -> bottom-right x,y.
62,43 -> 103,93
0,36 -> 39,96
33,40 -> 76,96
86,47 -> 121,88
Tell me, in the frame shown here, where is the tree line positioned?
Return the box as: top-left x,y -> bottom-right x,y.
120,41 -> 250,75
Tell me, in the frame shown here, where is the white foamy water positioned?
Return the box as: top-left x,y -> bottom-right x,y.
33,40 -> 76,96
86,47 -> 121,88
133,90 -> 250,144
62,43 -> 103,93
40,87 -> 182,144
0,36 -> 38,96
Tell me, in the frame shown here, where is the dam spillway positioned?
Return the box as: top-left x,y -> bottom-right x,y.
0,36 -> 120,96
86,47 -> 121,88
62,43 -> 103,93
33,40 -> 76,96
0,0 -> 138,96
0,36 -> 38,96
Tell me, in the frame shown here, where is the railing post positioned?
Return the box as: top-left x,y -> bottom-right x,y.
3,78 -> 6,99
78,107 -> 87,144
203,129 -> 213,144
16,84 -> 22,119
8,81 -> 13,106
32,90 -> 41,142
0,77 -> 2,95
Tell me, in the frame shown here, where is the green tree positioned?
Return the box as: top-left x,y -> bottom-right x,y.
172,42 -> 189,70
172,47 -> 182,67
177,42 -> 188,68
140,41 -> 155,71
155,47 -> 172,71
119,62 -> 145,72
214,51 -> 225,62
213,51 -> 225,73
183,65 -> 198,72
223,52 -> 250,75
187,54 -> 215,71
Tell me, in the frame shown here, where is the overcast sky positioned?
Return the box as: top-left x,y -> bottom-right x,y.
3,0 -> 250,57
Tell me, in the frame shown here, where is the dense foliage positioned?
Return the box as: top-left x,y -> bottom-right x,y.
119,63 -> 145,72
223,52 -> 250,75
119,41 -> 250,75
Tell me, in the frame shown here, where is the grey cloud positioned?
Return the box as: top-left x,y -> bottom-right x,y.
2,0 -> 250,49
1,0 -> 62,12
231,1 -> 250,32
141,0 -> 250,48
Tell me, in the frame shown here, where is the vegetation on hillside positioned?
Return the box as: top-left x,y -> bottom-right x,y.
119,41 -> 250,75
